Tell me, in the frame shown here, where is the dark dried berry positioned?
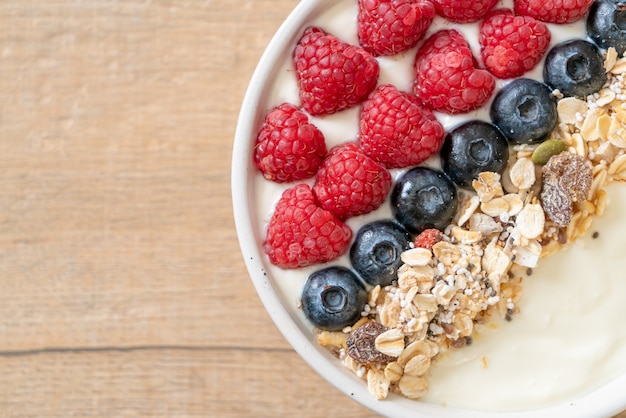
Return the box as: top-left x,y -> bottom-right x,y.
413,228 -> 444,250
542,151 -> 592,203
346,322 -> 394,366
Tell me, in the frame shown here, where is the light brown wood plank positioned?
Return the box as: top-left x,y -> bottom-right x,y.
0,348 -> 380,418
0,0 -> 292,351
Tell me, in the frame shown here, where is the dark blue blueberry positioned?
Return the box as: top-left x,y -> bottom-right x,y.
301,266 -> 367,331
441,120 -> 509,188
587,0 -> 626,55
543,39 -> 607,98
391,167 -> 458,234
490,79 -> 558,145
350,220 -> 412,287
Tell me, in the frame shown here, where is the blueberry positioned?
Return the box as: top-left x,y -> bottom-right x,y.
391,167 -> 458,234
440,120 -> 509,189
301,266 -> 367,331
490,79 -> 558,145
543,39 -> 607,98
350,220 -> 412,287
587,0 -> 626,55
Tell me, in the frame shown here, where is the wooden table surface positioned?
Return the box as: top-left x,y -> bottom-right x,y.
0,1 -> 623,417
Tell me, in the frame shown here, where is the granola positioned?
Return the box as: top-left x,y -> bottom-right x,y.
314,49 -> 626,401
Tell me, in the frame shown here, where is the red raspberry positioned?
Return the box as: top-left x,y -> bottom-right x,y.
431,0 -> 498,23
514,0 -> 593,24
264,184 -> 352,269
357,0 -> 435,56
413,228 -> 443,250
293,27 -> 380,116
480,9 -> 551,79
254,103 -> 327,183
313,143 -> 392,220
413,29 -> 495,114
359,84 -> 445,169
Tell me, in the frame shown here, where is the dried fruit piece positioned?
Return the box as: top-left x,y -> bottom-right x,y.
413,228 -> 444,250
346,321 -> 395,365
531,139 -> 568,165
542,152 -> 592,203
540,180 -> 573,227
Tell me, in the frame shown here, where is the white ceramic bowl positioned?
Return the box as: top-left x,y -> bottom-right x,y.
232,0 -> 626,416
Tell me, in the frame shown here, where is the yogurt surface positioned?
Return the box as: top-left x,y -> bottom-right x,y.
252,0 -> 626,412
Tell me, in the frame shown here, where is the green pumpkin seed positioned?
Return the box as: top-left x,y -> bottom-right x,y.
531,139 -> 568,165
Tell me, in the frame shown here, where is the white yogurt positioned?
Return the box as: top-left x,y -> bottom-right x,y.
254,0 -> 626,412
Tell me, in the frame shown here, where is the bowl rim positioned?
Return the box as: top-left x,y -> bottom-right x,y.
231,0 -> 626,416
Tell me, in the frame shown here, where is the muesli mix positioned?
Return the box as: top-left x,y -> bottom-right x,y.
315,50 -> 626,400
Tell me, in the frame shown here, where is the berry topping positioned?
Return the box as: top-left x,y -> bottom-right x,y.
413,228 -> 444,250
264,184 -> 352,268
350,220 -> 412,286
357,0 -> 435,56
359,84 -> 445,169
543,39 -> 607,98
490,78 -> 558,144
313,143 -> 392,220
431,0 -> 498,23
254,103 -> 327,182
587,0 -> 626,55
413,29 -> 496,114
391,167 -> 458,234
293,26 -> 380,116
514,0 -> 593,24
440,120 -> 509,188
301,266 -> 368,331
479,9 -> 551,79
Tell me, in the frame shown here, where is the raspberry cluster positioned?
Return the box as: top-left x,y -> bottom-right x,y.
254,0 -> 594,269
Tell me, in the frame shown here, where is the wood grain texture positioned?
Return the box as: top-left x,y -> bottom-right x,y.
0,1 -> 623,417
